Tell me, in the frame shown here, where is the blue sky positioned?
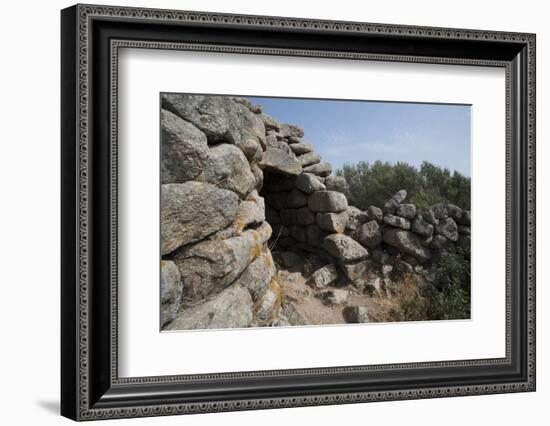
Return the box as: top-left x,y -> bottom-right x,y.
246,96 -> 471,177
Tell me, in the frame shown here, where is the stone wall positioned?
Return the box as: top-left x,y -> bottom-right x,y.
159,94 -> 470,330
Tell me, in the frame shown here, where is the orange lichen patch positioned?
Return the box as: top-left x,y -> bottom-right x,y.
249,231 -> 262,259
232,218 -> 246,233
268,277 -> 282,312
261,247 -> 274,269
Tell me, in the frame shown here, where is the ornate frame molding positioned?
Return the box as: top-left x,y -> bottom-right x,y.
61,4 -> 536,421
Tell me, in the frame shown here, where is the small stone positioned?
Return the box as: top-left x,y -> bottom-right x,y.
303,162 -> 332,177
458,225 -> 471,235
382,264 -> 393,276
340,260 -> 368,282
297,152 -> 321,167
289,143 -> 313,155
395,204 -> 417,220
307,264 -> 339,289
458,210 -> 471,225
431,203 -> 449,220
447,204 -> 464,222
364,277 -> 387,298
412,214 -> 434,237
418,208 -> 439,226
383,214 -> 411,230
343,305 -> 369,323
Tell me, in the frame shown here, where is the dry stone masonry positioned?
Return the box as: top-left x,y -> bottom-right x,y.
160,95 -> 471,329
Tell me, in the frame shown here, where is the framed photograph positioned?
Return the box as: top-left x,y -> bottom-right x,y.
61,4 -> 536,421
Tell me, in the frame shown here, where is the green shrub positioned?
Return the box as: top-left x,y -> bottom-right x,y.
399,252 -> 471,321
336,160 -> 470,210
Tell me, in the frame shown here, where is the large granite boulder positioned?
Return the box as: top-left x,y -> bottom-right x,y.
160,109 -> 209,184
170,226 -> 270,302
297,152 -> 321,167
383,228 -> 432,263
162,94 -> 265,146
197,143 -> 256,198
165,285 -> 253,330
161,182 -> 239,255
259,146 -> 302,176
322,234 -> 368,263
412,214 -> 434,237
436,217 -> 459,242
316,211 -> 349,233
160,260 -> 183,326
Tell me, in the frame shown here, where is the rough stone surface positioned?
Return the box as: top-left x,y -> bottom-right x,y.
171,228 -> 268,302
161,109 -> 209,184
306,224 -> 325,247
412,214 -> 434,237
383,228 -> 432,263
303,162 -> 332,177
297,152 -> 321,167
343,305 -> 369,323
383,190 -> 408,214
308,191 -> 348,213
280,123 -> 304,139
383,214 -> 412,230
447,204 -> 464,222
260,146 -> 302,176
160,260 -> 183,326
322,234 -> 369,263
197,143 -> 256,198
431,203 -> 449,220
254,280 -> 281,324
436,217 -> 459,242
316,211 -> 349,233
161,182 -> 239,255
395,203 -> 417,220
282,302 -> 308,326
366,205 -> 384,223
236,249 -> 276,301
233,190 -> 265,231
324,175 -> 348,193
418,208 -> 439,226
307,264 -> 339,289
340,260 -> 368,283
458,210 -> 471,225
356,220 -> 382,248
289,143 -> 313,155
162,94 -> 265,146
294,173 -> 326,194
165,285 -> 253,330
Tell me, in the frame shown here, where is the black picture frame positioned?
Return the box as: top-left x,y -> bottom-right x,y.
61,4 -> 536,421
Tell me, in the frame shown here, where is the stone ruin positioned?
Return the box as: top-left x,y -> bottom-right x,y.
160,94 -> 471,330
